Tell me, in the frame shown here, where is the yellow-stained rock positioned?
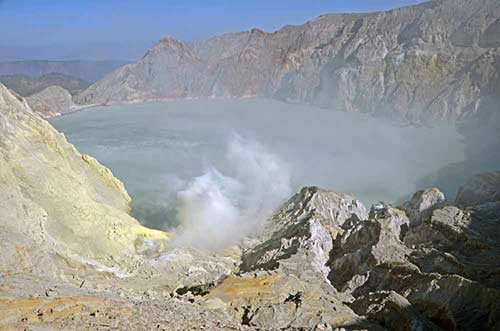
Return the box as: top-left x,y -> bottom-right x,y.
0,83 -> 169,272
207,274 -> 283,303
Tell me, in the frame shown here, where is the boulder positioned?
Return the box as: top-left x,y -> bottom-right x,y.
400,188 -> 445,226
327,204 -> 413,296
240,187 -> 367,280
405,204 -> 500,288
350,291 -> 440,331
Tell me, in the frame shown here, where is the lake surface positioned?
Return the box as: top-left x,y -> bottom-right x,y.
51,98 -> 465,230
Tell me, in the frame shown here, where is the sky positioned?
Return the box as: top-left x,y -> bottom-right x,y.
0,0 -> 427,61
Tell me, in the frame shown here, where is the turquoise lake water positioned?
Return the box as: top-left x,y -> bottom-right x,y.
51,98 -> 465,230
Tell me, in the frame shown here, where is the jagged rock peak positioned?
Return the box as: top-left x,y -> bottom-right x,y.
400,187 -> 446,226
157,35 -> 187,46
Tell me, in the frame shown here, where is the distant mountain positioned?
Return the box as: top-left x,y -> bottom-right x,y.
76,0 -> 500,125
0,73 -> 90,96
0,60 -> 130,83
26,86 -> 80,118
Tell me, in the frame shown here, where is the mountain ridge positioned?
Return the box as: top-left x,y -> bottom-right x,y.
0,73 -> 90,96
75,0 -> 500,125
0,60 -> 130,83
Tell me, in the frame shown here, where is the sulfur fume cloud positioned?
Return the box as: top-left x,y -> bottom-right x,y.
172,134 -> 291,251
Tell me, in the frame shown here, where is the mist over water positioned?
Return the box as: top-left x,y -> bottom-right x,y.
174,134 -> 291,250
51,98 -> 466,245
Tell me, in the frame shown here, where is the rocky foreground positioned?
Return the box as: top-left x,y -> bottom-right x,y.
1,82 -> 500,330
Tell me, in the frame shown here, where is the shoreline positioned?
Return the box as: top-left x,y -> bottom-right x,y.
50,95 -> 454,130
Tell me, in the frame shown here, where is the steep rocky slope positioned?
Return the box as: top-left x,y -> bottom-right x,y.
77,0 -> 500,124
26,85 -> 79,118
0,83 -> 168,274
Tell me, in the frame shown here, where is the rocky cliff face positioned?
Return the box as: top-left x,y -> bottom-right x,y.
76,0 -> 500,124
0,83 -> 168,275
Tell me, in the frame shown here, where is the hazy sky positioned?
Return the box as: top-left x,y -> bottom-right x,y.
0,0 -> 426,61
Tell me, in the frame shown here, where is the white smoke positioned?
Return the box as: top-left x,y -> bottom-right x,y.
173,134 -> 291,251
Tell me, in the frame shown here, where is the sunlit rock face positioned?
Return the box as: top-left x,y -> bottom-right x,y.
77,0 -> 500,125
235,182 -> 500,330
400,188 -> 445,226
0,83 -> 168,274
240,187 -> 368,279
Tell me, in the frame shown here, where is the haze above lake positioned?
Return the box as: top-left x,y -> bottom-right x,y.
51,98 -> 465,230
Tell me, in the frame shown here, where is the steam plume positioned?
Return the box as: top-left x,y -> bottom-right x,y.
173,134 -> 291,250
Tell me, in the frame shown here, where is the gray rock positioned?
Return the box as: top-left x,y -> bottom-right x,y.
240,187 -> 367,281
455,171 -> 500,206
405,204 -> 500,288
406,274 -> 500,331
327,204 -> 413,296
350,291 -> 440,331
400,188 -> 445,226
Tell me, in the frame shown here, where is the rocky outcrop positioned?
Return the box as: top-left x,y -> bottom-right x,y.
240,187 -> 367,280
26,85 -> 79,118
400,188 -> 445,226
350,291 -> 441,331
0,83 -> 168,274
200,273 -> 378,330
231,175 -> 500,330
327,204 -> 414,297
76,0 -> 500,125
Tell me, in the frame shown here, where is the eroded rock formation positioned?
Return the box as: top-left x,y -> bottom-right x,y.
0,82 -> 169,277
76,0 -> 500,126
